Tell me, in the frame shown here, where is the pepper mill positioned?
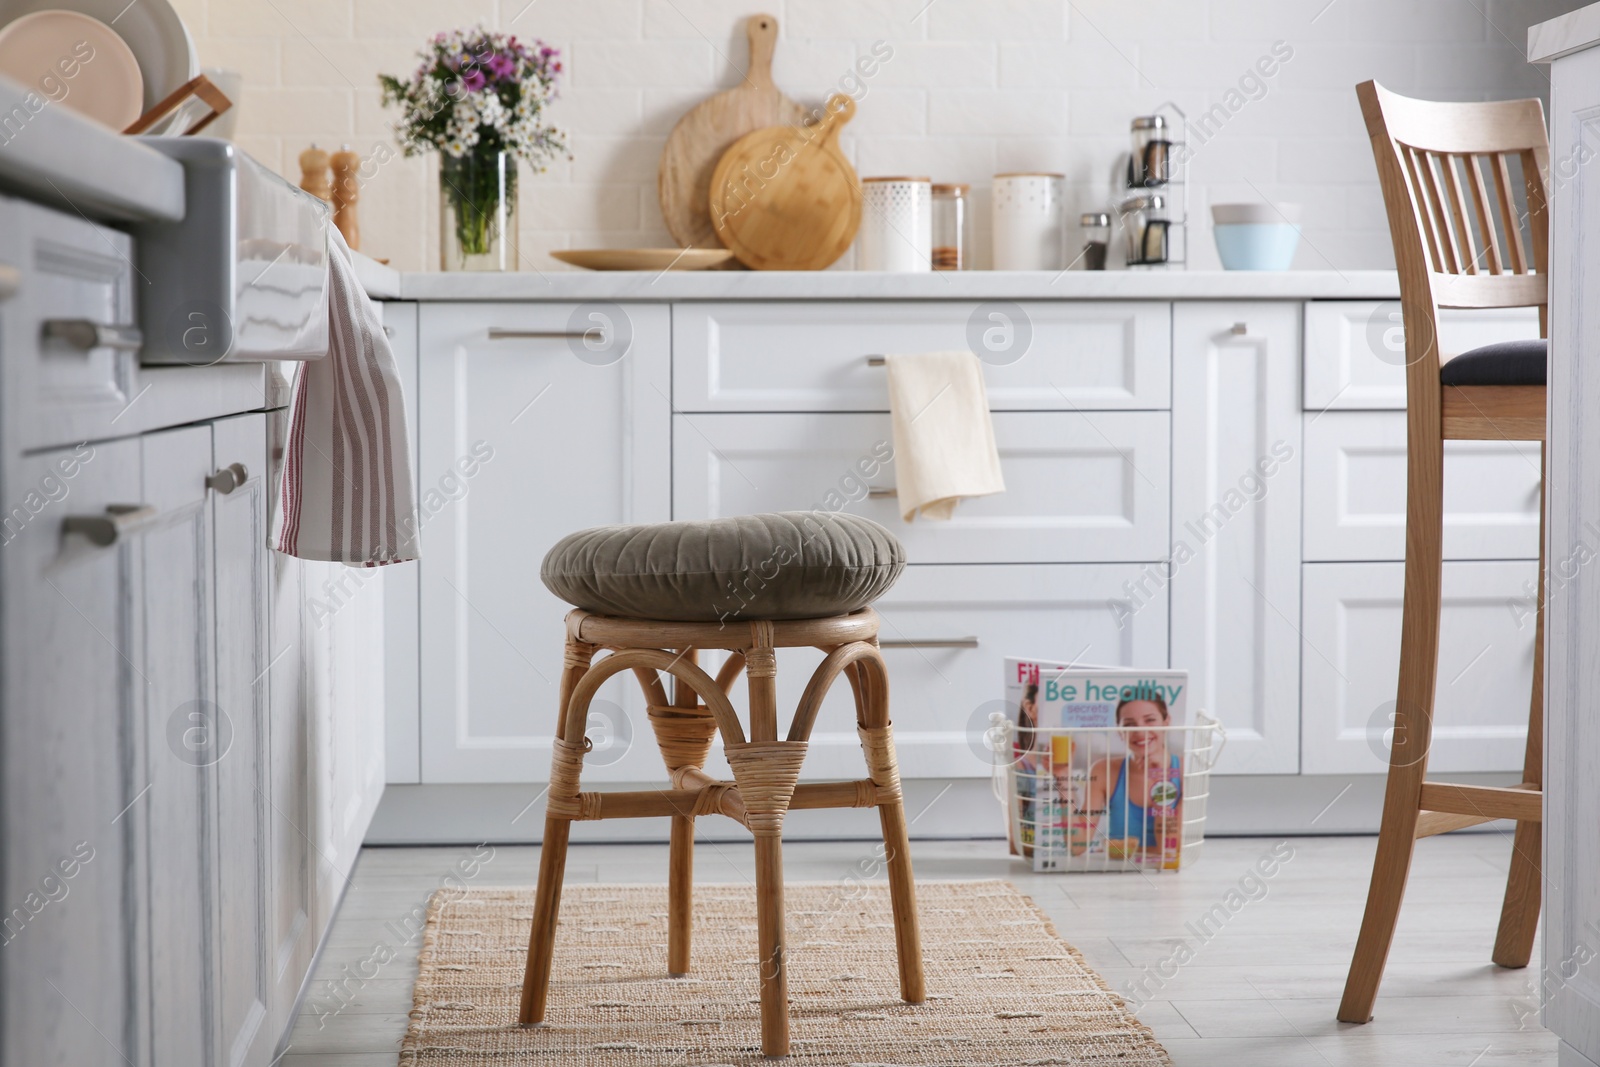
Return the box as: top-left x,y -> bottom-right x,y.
298,143 -> 331,202
330,144 -> 360,251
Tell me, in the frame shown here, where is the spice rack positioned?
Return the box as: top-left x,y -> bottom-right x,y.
1115,101 -> 1189,270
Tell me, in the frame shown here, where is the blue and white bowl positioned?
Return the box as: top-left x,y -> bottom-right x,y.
1212,203 -> 1302,270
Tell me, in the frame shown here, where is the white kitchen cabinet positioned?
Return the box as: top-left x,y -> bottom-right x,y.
381,302 -> 422,785
417,302 -> 671,783
210,414 -> 272,1067
1300,561 -> 1536,775
1302,412 -> 1541,561
673,300 -> 1171,412
1303,301 -> 1541,411
671,410 -> 1171,563
1,436 -> 145,1067
1170,303 -> 1303,774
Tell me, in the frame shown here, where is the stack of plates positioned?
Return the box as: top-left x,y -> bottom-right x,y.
0,0 -> 197,132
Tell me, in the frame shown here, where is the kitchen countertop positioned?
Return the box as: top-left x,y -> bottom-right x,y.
1529,0 -> 1600,61
365,266 -> 1401,302
0,76 -> 184,222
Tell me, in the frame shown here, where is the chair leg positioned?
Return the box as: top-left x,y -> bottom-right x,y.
518,634 -> 594,1026
1338,430 -> 1445,1024
518,817 -> 571,1025
668,813 -> 695,976
854,660 -> 925,1004
754,834 -> 789,1057
1495,446 -> 1546,968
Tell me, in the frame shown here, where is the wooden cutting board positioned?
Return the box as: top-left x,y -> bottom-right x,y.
658,14 -> 808,250
709,93 -> 861,271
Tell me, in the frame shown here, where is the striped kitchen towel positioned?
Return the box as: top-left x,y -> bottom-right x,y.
272,226 -> 419,566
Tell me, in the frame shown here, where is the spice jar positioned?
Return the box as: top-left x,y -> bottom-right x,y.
1128,115 -> 1172,188
931,183 -> 970,270
1079,212 -> 1110,271
1120,194 -> 1169,267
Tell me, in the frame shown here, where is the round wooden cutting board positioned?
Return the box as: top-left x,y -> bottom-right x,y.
658,14 -> 808,251
709,94 -> 861,271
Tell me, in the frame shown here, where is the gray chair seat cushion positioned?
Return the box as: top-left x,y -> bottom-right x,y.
542,512 -> 906,622
1439,338 -> 1547,386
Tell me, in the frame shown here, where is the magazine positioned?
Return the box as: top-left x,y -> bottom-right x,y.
1003,658 -> 1189,871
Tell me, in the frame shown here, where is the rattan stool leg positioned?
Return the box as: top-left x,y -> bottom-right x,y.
854,658 -> 925,1004
519,637 -> 595,1026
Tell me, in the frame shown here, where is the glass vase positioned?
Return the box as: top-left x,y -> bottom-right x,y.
439,150 -> 520,272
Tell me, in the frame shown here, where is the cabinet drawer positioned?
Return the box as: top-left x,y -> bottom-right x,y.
674,300 -> 1171,412
692,563 -> 1169,782
1303,301 -> 1540,411
1303,412 -> 1540,561
672,411 -> 1171,563
1300,561 -> 1535,774
0,195 -> 139,451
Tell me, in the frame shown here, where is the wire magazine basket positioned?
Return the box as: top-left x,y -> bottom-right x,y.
991,714 -> 1226,872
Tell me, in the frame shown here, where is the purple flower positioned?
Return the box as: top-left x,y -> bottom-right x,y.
461,68 -> 487,92
487,52 -> 515,80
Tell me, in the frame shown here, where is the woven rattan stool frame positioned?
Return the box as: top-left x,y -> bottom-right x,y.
516,607 -> 925,1057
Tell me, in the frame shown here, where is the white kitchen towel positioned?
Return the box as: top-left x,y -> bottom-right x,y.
884,351 -> 1005,521
272,226 -> 419,566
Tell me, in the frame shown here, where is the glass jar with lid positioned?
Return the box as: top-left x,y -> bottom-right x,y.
1128,115 -> 1172,188
1120,194 -> 1169,267
931,183 -> 970,270
1079,212 -> 1110,270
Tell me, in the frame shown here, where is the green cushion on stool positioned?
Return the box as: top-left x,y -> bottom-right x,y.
541,512 -> 905,622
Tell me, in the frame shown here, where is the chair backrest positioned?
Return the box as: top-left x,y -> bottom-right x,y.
1357,80 -> 1550,315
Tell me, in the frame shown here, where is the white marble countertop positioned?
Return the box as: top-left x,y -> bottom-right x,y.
1530,0 -> 1600,62
367,266 -> 1400,303
0,76 -> 184,223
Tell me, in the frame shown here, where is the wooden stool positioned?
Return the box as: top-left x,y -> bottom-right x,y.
516,607 -> 925,1057
1340,82 -> 1551,1024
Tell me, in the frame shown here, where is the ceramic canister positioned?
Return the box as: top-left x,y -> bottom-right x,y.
857,176 -> 933,272
992,172 -> 1066,270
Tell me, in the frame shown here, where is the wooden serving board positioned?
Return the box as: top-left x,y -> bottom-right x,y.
709,93 -> 860,271
658,14 -> 808,250
550,248 -> 736,271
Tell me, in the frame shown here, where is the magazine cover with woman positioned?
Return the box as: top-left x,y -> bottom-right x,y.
1004,659 -> 1189,871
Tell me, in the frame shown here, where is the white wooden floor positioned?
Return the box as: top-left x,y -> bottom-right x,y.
280,833 -> 1554,1066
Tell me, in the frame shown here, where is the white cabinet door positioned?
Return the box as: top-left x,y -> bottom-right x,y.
1302,411 -> 1541,561
139,424 -> 216,1067
417,303 -> 671,783
674,301 -> 1171,412
1300,561 -> 1536,774
671,411 -> 1171,563
1303,301 -> 1541,411
1170,303 -> 1303,774
1,437 -> 146,1067
689,563 -> 1169,783
381,302 -> 422,784
210,414 -> 272,1067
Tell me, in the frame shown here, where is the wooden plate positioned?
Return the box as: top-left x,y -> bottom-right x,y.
0,10 -> 144,130
709,93 -> 860,271
550,248 -> 738,271
658,14 -> 808,251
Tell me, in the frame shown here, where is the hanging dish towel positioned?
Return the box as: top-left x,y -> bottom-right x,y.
884,351 -> 1005,521
273,226 -> 419,566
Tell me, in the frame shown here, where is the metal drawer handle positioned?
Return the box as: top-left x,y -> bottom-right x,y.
487,327 -> 605,342
63,504 -> 158,546
0,265 -> 19,300
880,637 -> 980,650
867,486 -> 897,499
866,355 -> 887,366
43,319 -> 144,352
206,462 -> 249,495
1231,322 -> 1248,335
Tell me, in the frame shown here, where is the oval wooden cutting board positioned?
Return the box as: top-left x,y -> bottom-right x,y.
709,93 -> 861,271
658,14 -> 808,251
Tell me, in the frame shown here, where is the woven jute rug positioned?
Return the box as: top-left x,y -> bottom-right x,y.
399,879 -> 1169,1065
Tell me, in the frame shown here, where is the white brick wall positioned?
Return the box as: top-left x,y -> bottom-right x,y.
173,0 -> 1576,271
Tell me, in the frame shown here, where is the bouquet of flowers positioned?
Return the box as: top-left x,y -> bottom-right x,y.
380,29 -> 568,267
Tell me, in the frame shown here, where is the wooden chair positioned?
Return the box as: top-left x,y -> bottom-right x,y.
517,607 -> 925,1057
1340,81 -> 1550,1024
